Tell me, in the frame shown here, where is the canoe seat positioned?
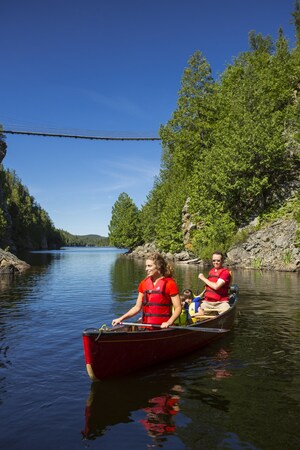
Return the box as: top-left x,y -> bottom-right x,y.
192,313 -> 219,322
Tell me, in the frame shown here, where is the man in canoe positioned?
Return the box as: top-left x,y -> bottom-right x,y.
112,253 -> 182,329
197,251 -> 231,316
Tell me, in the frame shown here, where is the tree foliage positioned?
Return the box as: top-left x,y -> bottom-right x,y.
0,167 -> 65,250
108,192 -> 141,249
138,51 -> 216,253
137,4 -> 300,259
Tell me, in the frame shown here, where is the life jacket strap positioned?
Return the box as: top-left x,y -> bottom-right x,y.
143,313 -> 170,317
143,301 -> 172,307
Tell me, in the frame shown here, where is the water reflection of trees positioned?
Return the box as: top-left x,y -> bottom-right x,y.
110,256 -> 204,302
17,250 -> 56,267
0,252 -> 59,296
0,251 -> 61,398
109,255 -> 145,302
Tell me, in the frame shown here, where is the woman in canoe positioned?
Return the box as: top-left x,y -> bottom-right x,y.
112,253 -> 182,329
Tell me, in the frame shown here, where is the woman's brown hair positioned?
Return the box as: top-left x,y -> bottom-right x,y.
147,252 -> 174,277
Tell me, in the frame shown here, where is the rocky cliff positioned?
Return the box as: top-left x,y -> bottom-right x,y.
227,219 -> 300,271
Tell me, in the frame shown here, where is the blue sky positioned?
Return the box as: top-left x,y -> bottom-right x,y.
0,0 -> 296,236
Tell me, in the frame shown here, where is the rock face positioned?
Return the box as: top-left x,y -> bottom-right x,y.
0,249 -> 30,274
227,219 -> 300,271
182,197 -> 197,251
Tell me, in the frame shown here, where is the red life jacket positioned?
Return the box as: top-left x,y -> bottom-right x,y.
142,277 -> 173,325
204,268 -> 231,302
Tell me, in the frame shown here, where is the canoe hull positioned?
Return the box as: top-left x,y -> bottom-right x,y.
83,301 -> 236,380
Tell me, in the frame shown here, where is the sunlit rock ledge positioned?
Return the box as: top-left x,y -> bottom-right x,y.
126,243 -> 203,265
0,249 -> 30,274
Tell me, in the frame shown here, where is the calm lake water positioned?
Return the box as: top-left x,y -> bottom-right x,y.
0,247 -> 299,450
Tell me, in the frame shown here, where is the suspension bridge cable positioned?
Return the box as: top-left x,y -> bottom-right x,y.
1,129 -> 161,141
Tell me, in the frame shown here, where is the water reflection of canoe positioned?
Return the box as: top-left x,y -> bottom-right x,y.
81,374 -> 183,440
82,287 -> 238,381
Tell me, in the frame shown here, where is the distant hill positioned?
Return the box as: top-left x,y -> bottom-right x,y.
59,231 -> 110,247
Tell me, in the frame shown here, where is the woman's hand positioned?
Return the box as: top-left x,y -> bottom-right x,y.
112,318 -> 122,327
160,321 -> 171,329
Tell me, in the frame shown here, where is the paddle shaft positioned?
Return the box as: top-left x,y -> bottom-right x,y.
121,322 -> 228,333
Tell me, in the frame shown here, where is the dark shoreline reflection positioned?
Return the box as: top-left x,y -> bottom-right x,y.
0,250 -> 61,294
17,249 -> 64,267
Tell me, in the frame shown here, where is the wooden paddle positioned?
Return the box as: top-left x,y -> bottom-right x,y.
121,322 -> 229,333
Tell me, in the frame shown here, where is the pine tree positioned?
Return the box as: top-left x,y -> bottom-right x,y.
108,192 -> 141,250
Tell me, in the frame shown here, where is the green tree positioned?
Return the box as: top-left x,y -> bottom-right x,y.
203,33 -> 293,199
160,50 -> 215,176
140,51 -> 216,251
140,176 -> 166,244
292,0 -> 300,49
1,167 -> 65,250
187,28 -> 300,256
108,192 -> 141,250
113,6 -> 300,259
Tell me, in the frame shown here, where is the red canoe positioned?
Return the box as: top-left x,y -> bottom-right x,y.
82,287 -> 238,381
